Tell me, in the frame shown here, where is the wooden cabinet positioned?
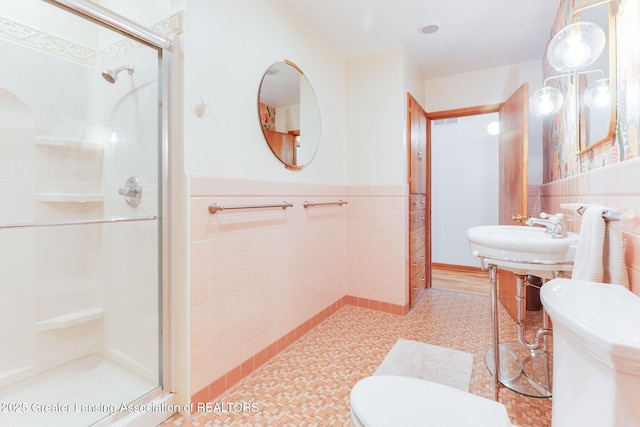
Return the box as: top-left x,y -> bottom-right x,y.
407,93 -> 431,306
409,194 -> 426,305
408,95 -> 427,194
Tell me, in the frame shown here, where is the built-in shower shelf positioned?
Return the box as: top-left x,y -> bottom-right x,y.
35,136 -> 103,151
35,307 -> 104,332
35,193 -> 104,203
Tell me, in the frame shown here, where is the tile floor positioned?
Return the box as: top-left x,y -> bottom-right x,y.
162,286 -> 552,426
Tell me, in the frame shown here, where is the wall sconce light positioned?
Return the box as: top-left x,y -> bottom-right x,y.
530,85 -> 564,116
583,78 -> 610,108
547,21 -> 605,71
529,70 -> 608,116
547,0 -> 624,72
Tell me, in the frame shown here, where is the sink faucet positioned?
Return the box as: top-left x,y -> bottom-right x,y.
526,212 -> 568,238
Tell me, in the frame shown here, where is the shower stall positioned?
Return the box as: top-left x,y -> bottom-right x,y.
0,1 -> 174,425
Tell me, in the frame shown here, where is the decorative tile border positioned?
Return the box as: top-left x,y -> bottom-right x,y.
96,11 -> 184,64
0,11 -> 183,66
0,18 -> 96,64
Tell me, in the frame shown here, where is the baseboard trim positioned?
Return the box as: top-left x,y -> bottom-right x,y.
432,262 -> 484,273
190,295 -> 409,407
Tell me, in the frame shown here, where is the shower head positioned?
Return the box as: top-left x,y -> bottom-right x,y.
102,64 -> 135,83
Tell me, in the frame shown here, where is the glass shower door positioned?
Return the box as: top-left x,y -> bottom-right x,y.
0,1 -> 163,425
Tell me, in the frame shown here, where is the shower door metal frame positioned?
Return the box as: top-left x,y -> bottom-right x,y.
43,0 -> 177,419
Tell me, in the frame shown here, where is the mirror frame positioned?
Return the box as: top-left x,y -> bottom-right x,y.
257,59 -> 321,170
574,0 -> 618,155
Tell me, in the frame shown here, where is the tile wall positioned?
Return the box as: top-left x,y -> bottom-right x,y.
528,185 -> 542,218
541,157 -> 640,295
346,185 -> 409,311
188,177 -> 409,403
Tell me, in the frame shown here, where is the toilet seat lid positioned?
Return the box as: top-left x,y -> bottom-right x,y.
350,375 -> 511,427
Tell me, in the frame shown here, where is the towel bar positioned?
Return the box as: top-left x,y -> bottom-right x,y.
576,206 -> 621,221
208,201 -> 293,214
303,200 -> 348,208
0,215 -> 158,230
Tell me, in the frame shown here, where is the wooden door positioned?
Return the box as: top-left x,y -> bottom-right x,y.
407,94 -> 430,306
497,83 -> 529,321
408,96 -> 427,194
263,129 -> 296,166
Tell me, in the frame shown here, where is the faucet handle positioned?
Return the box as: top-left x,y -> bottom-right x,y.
540,212 -> 564,223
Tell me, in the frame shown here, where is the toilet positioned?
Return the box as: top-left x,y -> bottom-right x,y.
350,375 -> 512,426
540,278 -> 640,427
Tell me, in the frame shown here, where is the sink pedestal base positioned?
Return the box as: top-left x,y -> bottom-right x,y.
485,343 -> 552,398
486,265 -> 554,400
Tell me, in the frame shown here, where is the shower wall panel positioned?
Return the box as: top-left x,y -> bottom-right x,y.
0,1 -> 180,424
0,4 -> 163,409
0,37 -> 108,388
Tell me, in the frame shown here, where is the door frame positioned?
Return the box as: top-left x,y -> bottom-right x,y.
426,96 -> 529,322
425,103 -> 502,284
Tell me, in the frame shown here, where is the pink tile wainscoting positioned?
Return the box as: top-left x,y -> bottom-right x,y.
541,157 -> 640,295
188,177 -> 409,403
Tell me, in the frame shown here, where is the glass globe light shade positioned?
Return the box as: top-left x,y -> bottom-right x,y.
547,22 -> 606,71
529,87 -> 564,116
583,78 -> 610,109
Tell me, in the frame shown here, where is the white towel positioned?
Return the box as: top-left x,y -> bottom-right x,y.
572,206 -> 629,288
572,206 -> 606,282
604,220 -> 629,287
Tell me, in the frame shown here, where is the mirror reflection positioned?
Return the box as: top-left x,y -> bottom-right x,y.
258,60 -> 321,170
576,2 -> 616,153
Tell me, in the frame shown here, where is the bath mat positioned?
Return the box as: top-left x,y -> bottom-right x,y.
374,339 -> 473,391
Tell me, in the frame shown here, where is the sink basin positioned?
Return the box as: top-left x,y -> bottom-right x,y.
467,225 -> 578,278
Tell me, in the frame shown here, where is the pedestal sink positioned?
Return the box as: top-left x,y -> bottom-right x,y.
466,224 -> 579,400
467,225 -> 578,279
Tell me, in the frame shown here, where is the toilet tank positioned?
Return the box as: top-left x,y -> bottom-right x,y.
541,279 -> 640,427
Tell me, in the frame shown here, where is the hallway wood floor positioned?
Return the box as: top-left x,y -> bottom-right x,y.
431,263 -> 490,295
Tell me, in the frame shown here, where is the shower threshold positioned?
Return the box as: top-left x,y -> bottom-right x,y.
0,354 -> 159,426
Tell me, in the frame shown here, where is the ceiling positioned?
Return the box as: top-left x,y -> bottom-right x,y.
281,0 -> 562,79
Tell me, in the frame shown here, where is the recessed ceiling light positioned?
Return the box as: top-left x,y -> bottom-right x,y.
418,24 -> 439,35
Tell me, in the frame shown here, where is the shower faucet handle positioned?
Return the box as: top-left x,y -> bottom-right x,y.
118,176 -> 142,207
118,185 -> 140,197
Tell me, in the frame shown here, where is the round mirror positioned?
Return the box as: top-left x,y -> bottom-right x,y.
258,60 -> 321,170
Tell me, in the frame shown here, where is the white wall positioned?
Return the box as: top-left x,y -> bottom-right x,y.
345,48 -> 407,186
403,51 -> 426,108
431,114 -> 499,267
184,0 -> 347,184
